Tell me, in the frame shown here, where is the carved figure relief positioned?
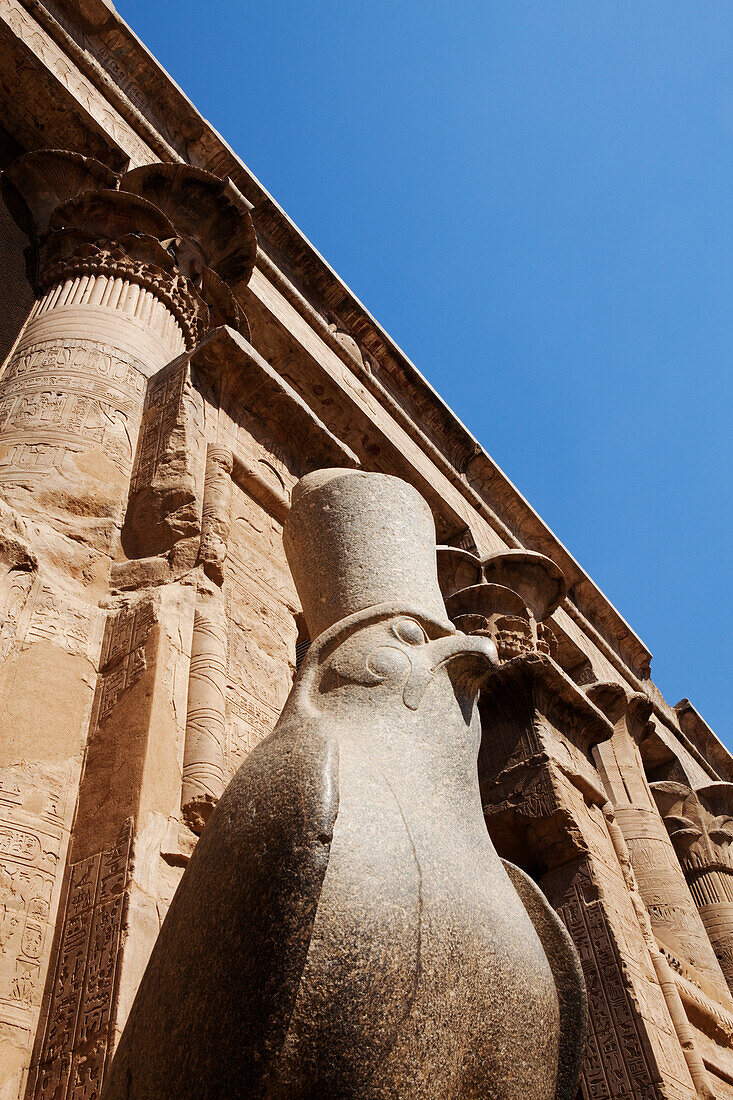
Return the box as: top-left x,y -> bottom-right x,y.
0,336 -> 148,493
0,764 -> 69,1080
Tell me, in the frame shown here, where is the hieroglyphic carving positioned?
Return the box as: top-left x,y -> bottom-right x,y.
1,339 -> 146,405
31,822 -> 132,1100
224,586 -> 290,776
124,356 -> 204,558
0,824 -> 57,1013
93,601 -> 155,726
0,568 -> 102,664
129,358 -> 187,494
86,29 -> 182,145
0,337 -> 146,478
25,585 -> 100,662
556,864 -> 661,1100
0,766 -> 68,1049
545,846 -> 694,1100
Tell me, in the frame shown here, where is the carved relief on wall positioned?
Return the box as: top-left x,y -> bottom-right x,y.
94,601 -> 155,728
0,338 -> 146,481
538,788 -> 700,1100
0,0 -> 153,165
129,358 -> 193,495
0,2 -> 138,169
0,767 -> 69,1035
123,356 -> 206,563
30,822 -> 132,1100
0,564 -> 35,661
0,555 -> 103,667
555,862 -> 663,1099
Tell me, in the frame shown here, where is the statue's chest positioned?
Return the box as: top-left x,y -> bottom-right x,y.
276,739 -> 559,1099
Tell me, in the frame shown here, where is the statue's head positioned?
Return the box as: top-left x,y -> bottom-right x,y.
283,470 -> 498,732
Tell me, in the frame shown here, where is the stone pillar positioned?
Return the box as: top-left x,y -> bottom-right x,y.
0,263 -> 186,528
0,151 -> 257,1099
198,445 -> 233,586
27,584 -> 197,1100
653,782 -> 733,996
181,597 -> 229,833
591,686 -> 732,1009
441,549 -> 701,1100
0,149 -> 254,540
476,658 -> 700,1100
180,445 -> 233,832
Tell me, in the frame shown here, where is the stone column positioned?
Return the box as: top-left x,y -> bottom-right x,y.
180,445 -> 233,833
0,150 -> 253,539
653,781 -> 733,996
181,598 -> 229,833
476,658 -> 700,1100
0,262 -> 187,525
441,549 -> 701,1100
591,686 -> 733,1009
198,445 -> 233,586
1,152 -> 257,1100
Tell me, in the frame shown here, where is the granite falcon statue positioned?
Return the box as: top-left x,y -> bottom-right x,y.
101,469 -> 586,1100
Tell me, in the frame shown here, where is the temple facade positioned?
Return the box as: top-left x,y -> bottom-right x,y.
0,2 -> 730,1098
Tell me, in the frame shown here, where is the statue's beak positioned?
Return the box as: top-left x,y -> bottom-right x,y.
403,632 -> 499,710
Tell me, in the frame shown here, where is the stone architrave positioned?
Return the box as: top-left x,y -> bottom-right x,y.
102,470 -> 586,1100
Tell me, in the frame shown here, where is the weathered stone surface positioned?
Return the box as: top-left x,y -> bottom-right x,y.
102,471 -> 585,1100
0,4 -> 731,1097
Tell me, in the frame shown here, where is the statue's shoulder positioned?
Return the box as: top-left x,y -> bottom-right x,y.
214,715 -> 340,857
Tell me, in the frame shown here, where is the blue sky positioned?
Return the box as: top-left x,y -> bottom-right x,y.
116,1 -> 732,745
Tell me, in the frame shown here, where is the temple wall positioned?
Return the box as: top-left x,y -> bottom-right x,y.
0,2 -> 729,1098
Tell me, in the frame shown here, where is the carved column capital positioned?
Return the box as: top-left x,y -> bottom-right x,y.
651,781 -> 733,996
0,151 -> 257,532
437,545 -> 565,664
655,782 -> 733,877
3,149 -> 257,349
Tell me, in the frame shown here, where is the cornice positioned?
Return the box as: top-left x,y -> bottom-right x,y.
5,0 -> 658,684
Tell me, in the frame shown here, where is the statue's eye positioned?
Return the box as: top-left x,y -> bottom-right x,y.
393,619 -> 427,646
